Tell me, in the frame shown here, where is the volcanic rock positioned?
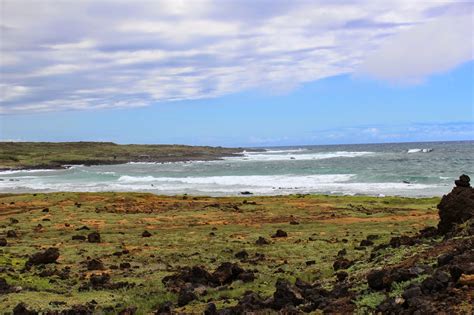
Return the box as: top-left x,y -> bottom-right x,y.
235,250 -> 249,260
271,279 -> 304,310
437,175 -> 474,234
155,301 -> 173,314
336,271 -> 348,282
367,269 -> 391,290
26,248 -> 59,266
13,303 -> 38,315
87,258 -> 105,270
333,257 -> 353,271
0,278 -> 13,294
256,236 -> 270,245
272,229 -> 288,238
90,273 -> 110,288
87,232 -> 101,243
177,289 -> 197,306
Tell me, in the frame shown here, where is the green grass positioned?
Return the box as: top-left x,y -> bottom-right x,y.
0,142 -> 242,169
0,192 -> 440,313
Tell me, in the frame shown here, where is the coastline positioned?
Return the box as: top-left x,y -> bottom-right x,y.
0,141 -> 246,171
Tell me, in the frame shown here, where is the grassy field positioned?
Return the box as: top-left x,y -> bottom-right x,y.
0,142 -> 243,170
0,192 -> 443,314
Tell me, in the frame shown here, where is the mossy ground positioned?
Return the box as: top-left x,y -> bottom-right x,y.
0,193 -> 439,313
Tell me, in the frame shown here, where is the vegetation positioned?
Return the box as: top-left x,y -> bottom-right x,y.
0,192 -> 443,313
0,142 -> 243,170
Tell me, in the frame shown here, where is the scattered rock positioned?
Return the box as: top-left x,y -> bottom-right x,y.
336,271 -> 348,282
0,238 -> 7,246
360,239 -> 374,247
337,249 -> 347,257
26,248 -> 59,266
366,234 -> 380,241
367,269 -> 391,290
162,263 -> 255,291
10,218 -> 19,224
76,225 -> 90,231
235,250 -> 249,260
87,232 -> 101,243
272,229 -> 288,238
437,253 -> 454,266
87,259 -> 105,271
13,303 -> 37,315
6,230 -> 17,238
256,236 -> 270,245
0,278 -> 13,294
333,257 -> 353,271
142,230 -> 152,237
90,273 -> 110,288
118,306 -> 137,315
155,301 -> 173,314
120,262 -> 131,269
72,235 -> 86,241
271,279 -> 304,309
204,303 -> 217,315
177,289 -> 197,306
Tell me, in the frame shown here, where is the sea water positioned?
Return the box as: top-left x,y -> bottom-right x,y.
1,141 -> 472,197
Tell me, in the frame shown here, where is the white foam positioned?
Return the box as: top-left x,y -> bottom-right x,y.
407,148 -> 433,153
0,169 -> 59,175
0,172 -> 442,197
224,151 -> 374,162
263,148 -> 307,153
119,174 -> 354,186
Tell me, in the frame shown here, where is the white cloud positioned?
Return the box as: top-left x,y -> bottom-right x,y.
32,64 -> 83,77
357,14 -> 473,83
0,0 -> 472,113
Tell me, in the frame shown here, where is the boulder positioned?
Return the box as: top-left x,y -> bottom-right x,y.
142,230 -> 152,237
367,269 -> 391,290
0,278 -> 12,294
87,232 -> 101,243
90,273 -> 110,288
234,250 -> 249,260
272,229 -> 288,238
0,238 -> 7,246
271,279 -> 304,310
87,259 -> 105,271
256,236 -> 270,245
437,175 -> 474,234
333,257 -> 353,271
177,289 -> 197,307
26,248 -> 59,266
13,303 -> 38,315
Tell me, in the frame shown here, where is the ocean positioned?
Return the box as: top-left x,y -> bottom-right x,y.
1,141 -> 472,197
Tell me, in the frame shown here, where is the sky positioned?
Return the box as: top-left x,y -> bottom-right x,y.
0,0 -> 473,146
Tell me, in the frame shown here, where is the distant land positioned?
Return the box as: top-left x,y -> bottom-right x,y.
0,142 -> 244,170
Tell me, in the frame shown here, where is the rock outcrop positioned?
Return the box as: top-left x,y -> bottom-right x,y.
437,174 -> 474,234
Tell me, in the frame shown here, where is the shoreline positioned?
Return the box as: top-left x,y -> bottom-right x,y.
0,141 -> 247,171
0,191 -> 443,200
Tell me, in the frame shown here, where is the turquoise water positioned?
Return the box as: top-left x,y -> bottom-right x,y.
1,141 -> 472,197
